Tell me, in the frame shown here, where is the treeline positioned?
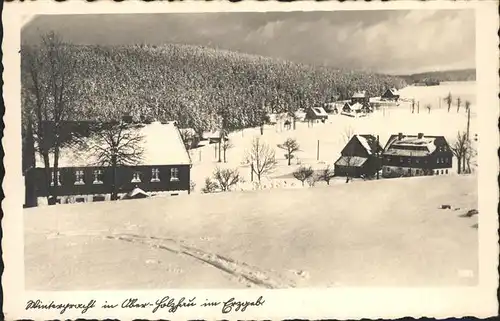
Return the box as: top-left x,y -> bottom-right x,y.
400,68 -> 476,85
22,41 -> 407,135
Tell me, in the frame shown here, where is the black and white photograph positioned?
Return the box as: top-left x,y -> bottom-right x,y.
3,1 -> 499,319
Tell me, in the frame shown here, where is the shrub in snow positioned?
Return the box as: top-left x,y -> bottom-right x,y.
212,167 -> 242,192
201,177 -> 218,194
293,166 -> 314,186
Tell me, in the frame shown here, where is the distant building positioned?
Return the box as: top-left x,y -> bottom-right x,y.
334,134 -> 383,178
381,133 -> 453,178
381,88 -> 400,101
23,120 -> 192,207
306,107 -> 329,122
341,102 -> 368,117
201,130 -> 228,144
351,91 -> 369,105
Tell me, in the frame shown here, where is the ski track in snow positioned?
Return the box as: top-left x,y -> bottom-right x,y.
105,232 -> 298,289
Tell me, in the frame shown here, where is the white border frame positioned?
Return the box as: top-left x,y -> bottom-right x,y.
3,1 -> 499,319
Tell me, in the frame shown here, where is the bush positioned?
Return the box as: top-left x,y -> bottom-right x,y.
201,177 -> 218,194
293,166 -> 314,186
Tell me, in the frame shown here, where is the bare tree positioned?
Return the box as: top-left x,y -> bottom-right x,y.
342,126 -> 355,143
465,100 -> 471,112
212,167 -> 242,192
21,31 -> 78,204
450,131 -> 468,174
244,137 -> 278,183
221,138 -> 234,163
411,99 -> 416,114
444,92 -> 453,113
318,165 -> 335,185
277,138 -> 300,166
201,177 -> 218,194
464,140 -> 477,174
76,122 -> 145,200
293,166 -> 314,186
456,97 -> 462,113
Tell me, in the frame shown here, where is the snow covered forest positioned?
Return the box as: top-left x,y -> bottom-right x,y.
21,37 -> 408,135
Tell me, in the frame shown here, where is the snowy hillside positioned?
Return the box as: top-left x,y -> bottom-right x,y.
188,81 -> 477,192
24,174 -> 478,290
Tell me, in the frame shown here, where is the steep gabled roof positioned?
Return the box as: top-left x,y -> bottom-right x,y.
356,135 -> 382,155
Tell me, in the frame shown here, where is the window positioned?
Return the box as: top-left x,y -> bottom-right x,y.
151,168 -> 160,182
437,158 -> 440,164
93,170 -> 104,184
170,168 -> 179,181
50,170 -> 61,186
416,159 -> 420,164
416,169 -> 419,175
436,170 -> 439,175
386,167 -> 391,172
75,170 -> 85,185
441,170 -> 444,175
445,169 -> 448,174
131,171 -> 142,183
400,158 -> 404,163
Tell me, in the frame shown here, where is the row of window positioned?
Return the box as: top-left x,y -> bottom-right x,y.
385,157 -> 450,164
385,168 -> 449,175
50,168 -> 180,186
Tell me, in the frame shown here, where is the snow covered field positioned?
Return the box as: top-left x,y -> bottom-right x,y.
188,81 -> 477,191
24,174 -> 478,290
24,81 -> 478,290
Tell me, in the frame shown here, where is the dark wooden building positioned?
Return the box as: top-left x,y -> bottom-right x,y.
306,107 -> 329,122
23,120 -> 192,207
381,88 -> 400,101
334,134 -> 383,178
381,133 -> 453,178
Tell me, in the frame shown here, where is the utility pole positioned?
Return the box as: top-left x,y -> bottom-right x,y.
250,163 -> 254,182
317,140 -> 320,161
376,135 -> 380,180
463,107 -> 471,173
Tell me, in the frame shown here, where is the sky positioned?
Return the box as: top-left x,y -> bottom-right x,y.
21,10 -> 476,75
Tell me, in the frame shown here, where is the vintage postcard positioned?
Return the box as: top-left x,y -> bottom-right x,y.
2,0 -> 499,319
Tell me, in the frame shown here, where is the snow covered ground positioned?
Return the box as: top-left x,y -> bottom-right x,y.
24,174 -> 478,290
24,81 -> 478,290
188,81 -> 477,192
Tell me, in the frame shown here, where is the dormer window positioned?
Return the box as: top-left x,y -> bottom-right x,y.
50,170 -> 61,186
151,168 -> 160,182
75,170 -> 85,185
170,168 -> 179,181
131,171 -> 142,183
93,169 -> 104,184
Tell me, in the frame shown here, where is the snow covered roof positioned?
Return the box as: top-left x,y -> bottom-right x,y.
121,187 -> 149,200
355,135 -> 380,155
35,121 -> 192,168
352,91 -> 367,98
384,88 -> 400,96
334,156 -> 368,167
344,102 -> 364,111
383,134 -> 447,157
311,107 -> 328,117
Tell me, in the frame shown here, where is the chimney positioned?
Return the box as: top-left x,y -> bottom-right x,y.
398,132 -> 403,140
417,133 -> 424,139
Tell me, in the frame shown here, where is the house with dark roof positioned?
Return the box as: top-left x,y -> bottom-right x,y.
381,88 -> 400,101
334,134 -> 383,178
381,133 -> 453,178
306,106 -> 329,122
23,120 -> 192,207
